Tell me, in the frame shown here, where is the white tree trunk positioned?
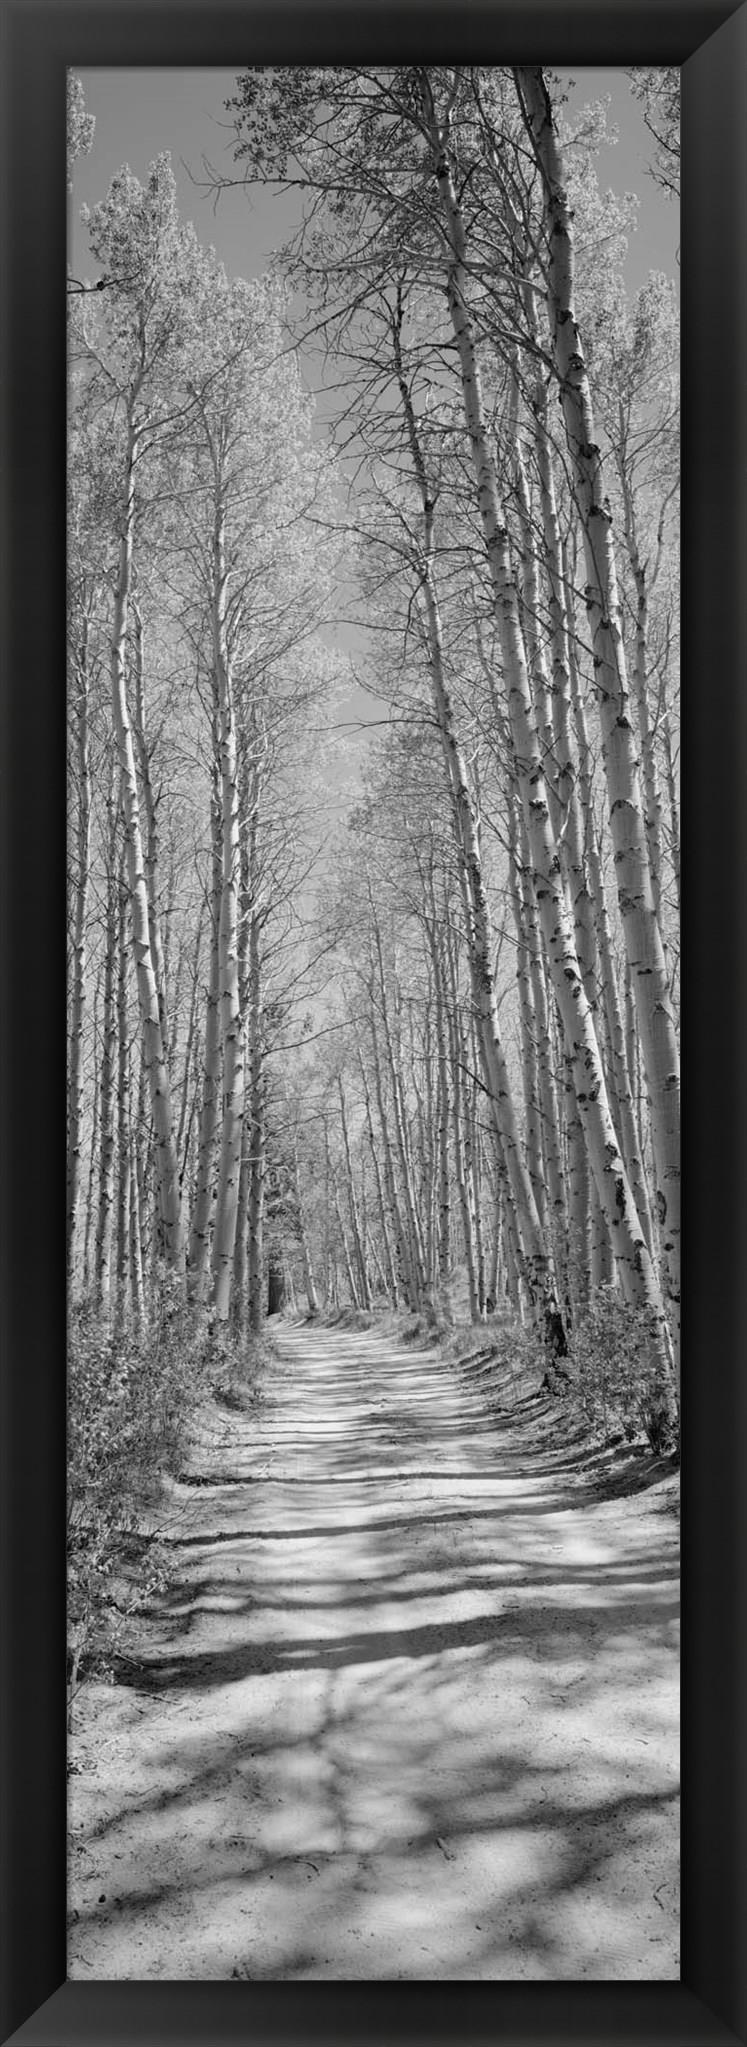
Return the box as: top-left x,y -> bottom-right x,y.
210,494 -> 245,1319
247,903 -> 265,1334
95,778 -> 118,1314
132,602 -> 169,1051
515,66 -> 680,1378
293,1146 -> 319,1314
115,855 -> 131,1327
415,128 -> 674,1389
67,624 -> 91,1291
110,417 -> 184,1275
188,765 -> 222,1296
338,1077 -> 372,1310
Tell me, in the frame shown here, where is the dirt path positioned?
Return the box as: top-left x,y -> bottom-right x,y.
68,1320 -> 679,1981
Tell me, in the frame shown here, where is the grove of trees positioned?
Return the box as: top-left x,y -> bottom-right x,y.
68,64 -> 680,1439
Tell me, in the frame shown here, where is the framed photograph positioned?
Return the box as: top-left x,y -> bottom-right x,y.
1,4 -> 744,2043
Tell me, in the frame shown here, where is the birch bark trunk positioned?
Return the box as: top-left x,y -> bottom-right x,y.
95,778 -> 118,1314
129,1107 -> 145,1331
131,602 -> 168,1052
618,451 -> 666,929
409,110 -> 674,1389
515,65 -> 680,1376
293,1145 -> 319,1314
67,622 -> 92,1291
372,917 -> 427,1304
110,415 -> 184,1275
188,759 -> 222,1297
338,1077 -> 373,1310
357,1041 -> 400,1306
564,576 -> 655,1260
209,487 -> 245,1320
368,996 -> 415,1309
421,906 -> 453,1290
444,923 -> 482,1322
82,978 -> 100,1297
246,900 -> 265,1335
115,854 -> 131,1327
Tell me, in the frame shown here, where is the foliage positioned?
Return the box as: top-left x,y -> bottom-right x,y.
627,67 -> 680,198
67,75 -> 95,191
208,1319 -> 271,1412
67,1282 -> 205,1720
567,1285 -> 676,1452
67,71 -> 679,1396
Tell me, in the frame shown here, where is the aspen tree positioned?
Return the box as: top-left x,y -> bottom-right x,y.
356,1040 -> 400,1306
338,1077 -> 372,1310
293,1140 -> 319,1314
607,282 -> 678,947
418,905 -> 453,1292
246,892 -> 266,1334
115,852 -> 132,1326
507,812 -> 546,1233
517,811 -> 569,1285
419,1001 -> 439,1290
231,788 -> 256,1333
134,1006 -> 152,1284
208,477 -> 245,1321
176,910 -> 204,1166
563,552 -> 655,1260
95,777 -> 118,1314
432,939 -> 453,1288
515,66 -> 680,1372
368,991 -> 416,1309
394,81 -> 673,1386
128,1094 -> 146,1332
371,913 -> 428,1305
66,619 -> 92,1288
443,914 -> 483,1321
131,603 -> 169,1049
83,159 -> 192,1277
487,1197 -> 502,1314
82,979 -> 100,1298
391,307 -> 565,1328
111,416 -> 184,1274
518,348 -> 599,1015
188,762 -> 222,1297
466,1035 -> 488,1317
230,1117 -> 250,1335
591,1178 -> 615,1287
661,704 -> 681,925
332,1178 -> 360,1307
560,1047 -> 591,1312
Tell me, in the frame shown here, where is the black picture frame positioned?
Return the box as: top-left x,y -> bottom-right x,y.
1,4 -> 745,2042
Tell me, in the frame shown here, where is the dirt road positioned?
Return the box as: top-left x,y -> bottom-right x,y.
68,1319 -> 679,1980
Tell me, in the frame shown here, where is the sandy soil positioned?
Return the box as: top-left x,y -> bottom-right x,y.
68,1319 -> 680,1981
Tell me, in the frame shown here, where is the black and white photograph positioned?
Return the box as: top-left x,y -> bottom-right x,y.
65,60 -> 682,1984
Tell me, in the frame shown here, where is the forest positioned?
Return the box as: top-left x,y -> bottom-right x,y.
66,63 -> 681,1982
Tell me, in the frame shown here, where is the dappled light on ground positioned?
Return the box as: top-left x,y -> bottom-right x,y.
69,1322 -> 679,1980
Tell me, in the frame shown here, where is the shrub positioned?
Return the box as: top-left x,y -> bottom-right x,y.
67,1283 -> 205,1725
209,1319 -> 270,1411
567,1285 -> 677,1452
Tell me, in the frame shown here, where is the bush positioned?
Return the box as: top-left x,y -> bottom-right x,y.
209,1320 -> 270,1411
67,1281 -> 206,1725
567,1285 -> 676,1453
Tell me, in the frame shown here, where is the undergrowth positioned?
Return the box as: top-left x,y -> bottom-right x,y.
394,1286 -> 677,1454
565,1285 -> 677,1454
67,1283 -> 265,1728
